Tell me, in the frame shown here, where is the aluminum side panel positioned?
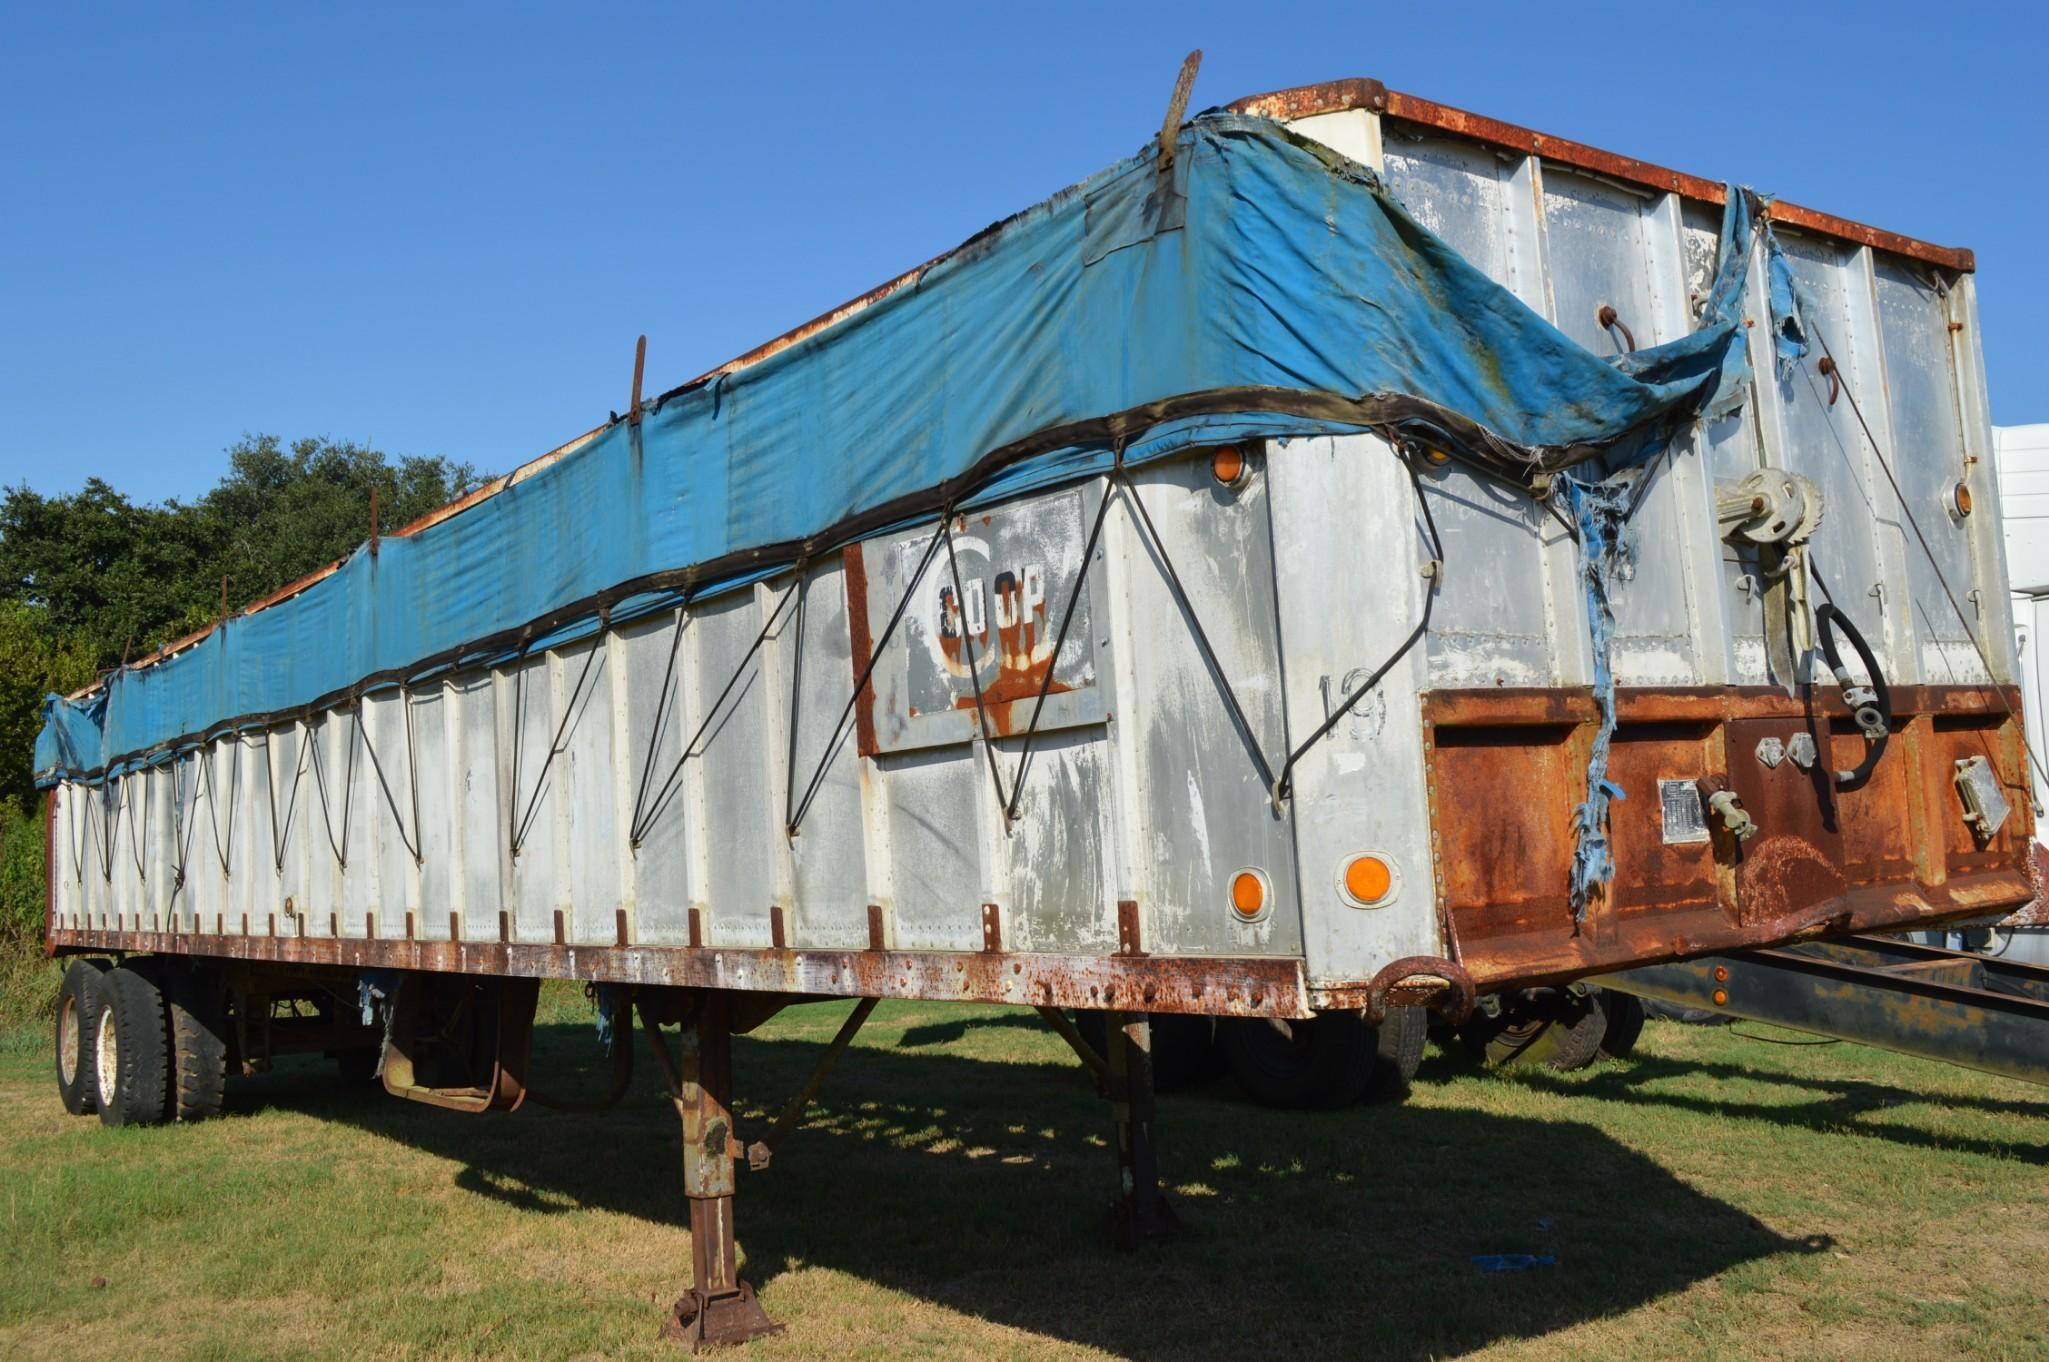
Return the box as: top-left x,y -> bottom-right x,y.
1267,433 -> 1441,982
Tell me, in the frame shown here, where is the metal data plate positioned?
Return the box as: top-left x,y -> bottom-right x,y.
854,484 -> 1109,755
1658,778 -> 1710,846
1955,755 -> 2012,842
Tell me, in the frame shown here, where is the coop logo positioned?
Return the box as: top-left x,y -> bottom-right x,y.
926,533 -> 1062,701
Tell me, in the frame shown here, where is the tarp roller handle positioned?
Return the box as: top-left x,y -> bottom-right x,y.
1813,602 -> 1891,788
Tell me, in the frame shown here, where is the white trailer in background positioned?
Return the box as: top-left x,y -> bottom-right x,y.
1993,422 -> 2049,962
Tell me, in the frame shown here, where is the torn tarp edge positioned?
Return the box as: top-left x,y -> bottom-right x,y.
1562,474 -> 1633,921
1561,183 -> 1766,920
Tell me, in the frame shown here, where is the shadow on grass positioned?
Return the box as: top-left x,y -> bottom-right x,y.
224,1012 -> 1828,1360
894,1011 -> 1054,1048
1499,1052 -> 2049,1164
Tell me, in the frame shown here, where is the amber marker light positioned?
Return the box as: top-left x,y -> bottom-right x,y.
1210,444 -> 1247,487
1229,869 -> 1267,920
1342,854 -> 1394,906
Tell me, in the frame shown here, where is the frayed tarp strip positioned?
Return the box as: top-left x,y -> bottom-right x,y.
1559,186 -> 1767,918
1560,474 -> 1632,920
39,113 -> 1758,786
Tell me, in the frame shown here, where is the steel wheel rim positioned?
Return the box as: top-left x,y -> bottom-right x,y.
57,995 -> 79,1085
95,1002 -> 119,1106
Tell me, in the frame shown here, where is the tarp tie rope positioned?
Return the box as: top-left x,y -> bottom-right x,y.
1002,466 -> 1121,825
941,509 -> 1017,829
125,770 -> 149,882
629,597 -> 692,841
262,725 -> 311,874
171,750 -> 199,891
357,693 -> 423,863
1807,319 -> 2049,794
511,614 -> 609,858
91,781 -> 115,883
780,560 -> 811,838
201,736 -> 239,879
785,517 -> 949,838
1273,453 -> 1443,805
631,581 -> 800,847
308,709 -> 356,870
68,780 -> 90,886
1113,461 -> 1280,796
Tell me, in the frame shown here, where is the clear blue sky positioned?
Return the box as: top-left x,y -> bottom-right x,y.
4,3 -> 2043,504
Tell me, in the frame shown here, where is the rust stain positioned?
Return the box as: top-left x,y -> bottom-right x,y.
1998,842 -> 2049,928
1428,684 -> 2033,987
1734,834 -> 1847,926
1227,81 -> 1974,273
840,543 -> 881,758
48,926 -> 1314,1019
942,573 -> 1074,736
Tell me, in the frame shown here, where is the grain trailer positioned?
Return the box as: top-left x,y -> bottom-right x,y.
38,64 -> 2036,1347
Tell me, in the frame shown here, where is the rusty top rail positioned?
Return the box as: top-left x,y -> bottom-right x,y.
82,77 -> 1975,700
1228,78 -> 1975,274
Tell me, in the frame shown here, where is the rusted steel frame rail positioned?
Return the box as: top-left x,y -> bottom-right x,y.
47,925 -> 1312,1018
1598,935 -> 2049,1086
1421,682 -> 2026,728
1226,79 -> 1975,273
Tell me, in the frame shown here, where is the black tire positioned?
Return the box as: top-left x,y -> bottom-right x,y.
1464,990 -> 1607,1072
55,959 -> 109,1116
1597,989 -> 1646,1060
95,964 -> 169,1128
1222,1013 -> 1378,1109
1362,1005 -> 1427,1104
161,964 -> 228,1121
1071,1011 -> 1215,1093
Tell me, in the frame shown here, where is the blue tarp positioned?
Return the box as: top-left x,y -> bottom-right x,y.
37,111 -> 1763,787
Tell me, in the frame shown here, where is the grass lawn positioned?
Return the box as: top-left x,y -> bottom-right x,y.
0,986 -> 2044,1361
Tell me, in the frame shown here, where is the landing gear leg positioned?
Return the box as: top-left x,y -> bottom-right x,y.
661,992 -> 783,1352
1104,1010 -> 1180,1247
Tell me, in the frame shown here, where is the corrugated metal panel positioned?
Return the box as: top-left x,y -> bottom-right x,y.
45,87 -> 2036,1007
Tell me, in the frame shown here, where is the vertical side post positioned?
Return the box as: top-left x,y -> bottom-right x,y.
1105,1010 -> 1179,1247
665,992 -> 782,1351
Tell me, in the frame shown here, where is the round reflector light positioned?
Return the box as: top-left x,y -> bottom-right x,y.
1210,444 -> 1247,487
1343,855 -> 1394,906
1229,869 -> 1267,920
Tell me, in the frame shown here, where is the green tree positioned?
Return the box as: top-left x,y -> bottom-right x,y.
194,435 -> 483,622
0,600 -> 95,810
0,436 -> 485,946
0,436 -> 483,673
0,479 -> 213,668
